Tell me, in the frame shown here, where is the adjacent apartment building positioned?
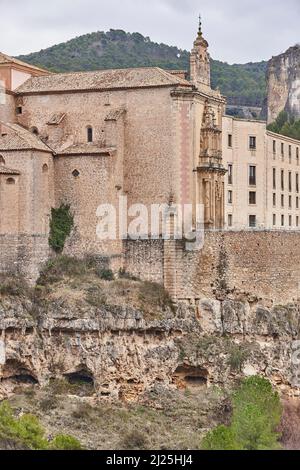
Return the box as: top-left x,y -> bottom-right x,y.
223,116 -> 300,231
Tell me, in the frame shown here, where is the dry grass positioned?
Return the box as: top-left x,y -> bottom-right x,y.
8,384 -> 226,450
35,256 -> 174,320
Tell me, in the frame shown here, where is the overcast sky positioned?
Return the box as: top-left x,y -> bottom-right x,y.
1,0 -> 300,64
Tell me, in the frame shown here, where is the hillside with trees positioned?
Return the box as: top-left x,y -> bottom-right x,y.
17,29 -> 267,108
267,111 -> 300,140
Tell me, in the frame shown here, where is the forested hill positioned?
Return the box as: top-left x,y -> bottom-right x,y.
17,29 -> 267,107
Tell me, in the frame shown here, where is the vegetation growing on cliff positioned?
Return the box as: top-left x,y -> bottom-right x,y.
0,401 -> 82,450
202,376 -> 282,450
17,29 -> 267,107
49,204 -> 74,253
267,111 -> 300,141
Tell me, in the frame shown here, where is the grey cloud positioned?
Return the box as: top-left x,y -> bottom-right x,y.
0,0 -> 300,63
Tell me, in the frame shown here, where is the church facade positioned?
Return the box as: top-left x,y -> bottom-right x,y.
0,22 -> 226,282
0,21 -> 300,285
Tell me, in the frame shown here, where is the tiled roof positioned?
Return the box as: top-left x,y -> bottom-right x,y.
0,123 -> 53,152
15,67 -> 192,94
0,165 -> 20,175
0,52 -> 48,74
57,143 -> 115,156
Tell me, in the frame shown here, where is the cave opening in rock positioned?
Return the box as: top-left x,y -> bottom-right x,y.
1,360 -> 39,387
64,370 -> 94,386
173,365 -> 208,389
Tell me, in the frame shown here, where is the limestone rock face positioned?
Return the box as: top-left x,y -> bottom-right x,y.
266,45 -> 300,123
1,295 -> 300,401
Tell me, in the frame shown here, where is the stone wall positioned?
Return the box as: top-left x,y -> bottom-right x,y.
124,231 -> 300,305
0,234 -> 49,283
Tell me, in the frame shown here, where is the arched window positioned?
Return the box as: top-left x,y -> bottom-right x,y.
87,126 -> 93,143
72,169 -> 80,178
6,178 -> 15,185
0,155 -> 5,165
42,163 -> 49,173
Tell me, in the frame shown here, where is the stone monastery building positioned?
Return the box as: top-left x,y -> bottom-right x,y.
0,20 -> 300,285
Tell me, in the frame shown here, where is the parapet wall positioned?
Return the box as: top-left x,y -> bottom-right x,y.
124,231 -> 300,304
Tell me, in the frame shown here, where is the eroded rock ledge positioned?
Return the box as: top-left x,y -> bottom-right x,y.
1,290 -> 300,401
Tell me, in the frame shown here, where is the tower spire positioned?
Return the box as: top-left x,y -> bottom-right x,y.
198,14 -> 202,35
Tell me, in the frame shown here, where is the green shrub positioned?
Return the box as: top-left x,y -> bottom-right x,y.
0,401 -> 82,450
201,425 -> 238,450
97,269 -> 114,281
0,402 -> 48,450
227,344 -> 250,372
49,204 -> 74,253
50,434 -> 82,450
201,376 -> 282,451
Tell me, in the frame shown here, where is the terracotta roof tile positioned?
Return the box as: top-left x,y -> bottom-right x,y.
0,123 -> 53,152
15,67 -> 192,94
56,143 -> 115,155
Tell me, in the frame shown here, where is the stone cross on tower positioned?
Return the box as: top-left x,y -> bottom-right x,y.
190,15 -> 211,89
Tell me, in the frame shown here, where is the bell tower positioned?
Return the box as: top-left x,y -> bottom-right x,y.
190,15 -> 211,90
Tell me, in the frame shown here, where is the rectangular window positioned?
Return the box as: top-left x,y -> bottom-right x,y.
281,194 -> 284,208
289,215 -> 292,227
273,168 -> 276,190
289,145 -> 292,159
249,191 -> 256,205
281,215 -> 285,227
228,134 -> 232,148
249,215 -> 256,228
249,136 -> 257,150
273,140 -> 276,153
228,214 -> 233,227
289,195 -> 292,209
297,197 -> 299,209
16,106 -> 22,115
296,173 -> 299,193
297,216 -> 299,227
273,214 -> 276,226
228,164 -> 233,185
249,166 -> 256,186
228,190 -> 233,204
297,148 -> 299,165
273,193 -> 276,207
289,172 -> 292,192
281,143 -> 284,156
281,170 -> 284,191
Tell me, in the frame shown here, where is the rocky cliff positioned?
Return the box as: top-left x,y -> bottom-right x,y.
266,45 -> 300,123
1,269 -> 300,402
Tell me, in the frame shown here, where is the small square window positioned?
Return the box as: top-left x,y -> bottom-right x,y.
249,215 -> 256,228
249,136 -> 256,150
249,191 -> 256,205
